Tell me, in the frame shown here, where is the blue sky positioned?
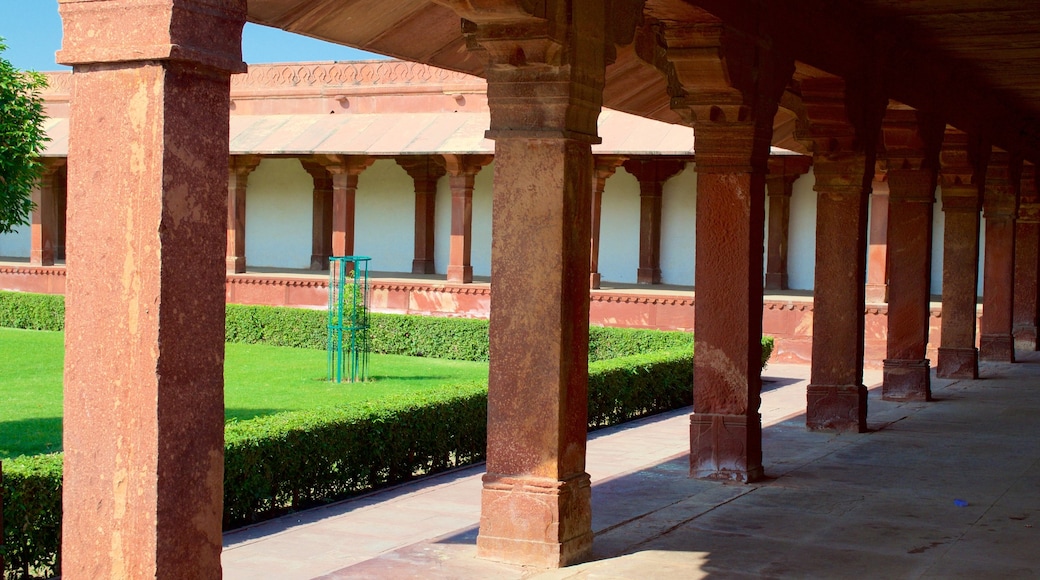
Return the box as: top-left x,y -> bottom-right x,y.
0,1 -> 386,72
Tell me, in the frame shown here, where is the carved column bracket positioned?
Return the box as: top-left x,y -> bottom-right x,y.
29,158 -> 68,267
590,155 -> 627,289
300,159 -> 334,270
315,155 -> 374,258
441,154 -> 492,283
765,155 -> 812,290
397,156 -> 448,275
622,158 -> 686,285
657,19 -> 794,480
226,155 -> 262,274
937,128 -> 988,378
980,150 -> 1022,362
878,108 -> 944,401
796,75 -> 886,433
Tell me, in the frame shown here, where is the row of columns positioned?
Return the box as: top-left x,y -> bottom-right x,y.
53,0 -> 1040,575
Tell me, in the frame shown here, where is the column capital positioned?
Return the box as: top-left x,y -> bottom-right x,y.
766,155 -> 812,197
593,155 -> 628,180
229,154 -> 261,176
622,158 -> 686,192
57,0 -> 247,73
442,153 -> 494,177
879,108 -> 945,172
654,21 -> 792,173
983,150 -> 1021,220
939,127 -> 989,193
395,155 -> 447,182
1021,162 -> 1038,205
314,154 -> 374,177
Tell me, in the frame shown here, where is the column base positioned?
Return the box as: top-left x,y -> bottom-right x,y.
412,259 -> 435,275
1013,324 -> 1038,351
226,256 -> 246,274
590,272 -> 601,290
980,333 -> 1015,362
764,272 -> 787,291
936,347 -> 978,379
636,267 -> 661,285
806,384 -> 867,433
310,253 -> 330,271
690,413 -> 764,482
447,265 -> 473,284
882,359 -> 932,402
476,473 -> 592,568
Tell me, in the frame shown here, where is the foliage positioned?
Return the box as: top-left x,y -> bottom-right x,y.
588,348 -> 693,428
223,383 -> 488,527
0,39 -> 49,235
0,292 -> 63,331
2,455 -> 62,579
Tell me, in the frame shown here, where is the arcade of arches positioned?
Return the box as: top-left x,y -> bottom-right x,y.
39,0 -> 1040,575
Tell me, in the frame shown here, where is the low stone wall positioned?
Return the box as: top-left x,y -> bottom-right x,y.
0,263 -> 979,368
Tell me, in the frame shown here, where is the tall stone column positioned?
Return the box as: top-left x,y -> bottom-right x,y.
624,158 -> 685,284
442,0 -> 611,567
442,154 -> 492,283
56,1 -> 246,577
397,156 -> 447,275
590,155 -> 626,289
798,77 -> 885,433
765,156 -> 811,290
980,151 -> 1021,362
226,155 -> 261,274
661,22 -> 793,480
937,129 -> 987,378
879,109 -> 944,401
1013,163 -> 1040,350
865,178 -> 890,303
317,155 -> 373,258
29,159 -> 68,267
301,159 -> 334,270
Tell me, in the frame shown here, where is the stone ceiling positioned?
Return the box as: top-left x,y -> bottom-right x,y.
246,0 -> 1040,160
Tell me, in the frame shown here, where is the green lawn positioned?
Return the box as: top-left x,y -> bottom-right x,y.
0,327 -> 488,459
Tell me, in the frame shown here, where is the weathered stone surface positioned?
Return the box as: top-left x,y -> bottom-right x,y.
765,156 -> 811,291
882,359 -> 932,401
57,1 -> 247,577
590,155 -> 626,289
623,158 -> 685,285
937,128 -> 985,379
442,154 -> 492,284
226,155 -> 260,273
980,151 -> 1020,362
1013,171 -> 1040,351
397,156 -> 446,275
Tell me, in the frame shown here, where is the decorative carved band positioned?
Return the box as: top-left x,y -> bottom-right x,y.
230,62 -> 484,91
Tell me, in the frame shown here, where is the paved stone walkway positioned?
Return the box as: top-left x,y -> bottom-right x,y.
224,357 -> 1040,578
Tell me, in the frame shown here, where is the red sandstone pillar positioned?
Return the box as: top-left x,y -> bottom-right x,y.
879,110 -> 944,401
980,151 -> 1021,362
317,155 -> 373,258
865,179 -> 890,303
442,154 -> 492,284
624,158 -> 685,284
56,1 -> 246,577
590,155 -> 626,289
765,156 -> 811,290
301,159 -> 334,270
1013,164 -> 1040,350
446,2 -> 609,567
663,24 -> 793,480
937,129 -> 987,378
799,78 -> 885,433
397,156 -> 447,275
226,155 -> 261,274
29,159 -> 67,267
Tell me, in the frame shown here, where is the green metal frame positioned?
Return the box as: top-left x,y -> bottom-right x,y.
327,256 -> 371,383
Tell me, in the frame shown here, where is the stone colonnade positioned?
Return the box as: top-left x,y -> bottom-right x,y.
52,0 -> 1040,575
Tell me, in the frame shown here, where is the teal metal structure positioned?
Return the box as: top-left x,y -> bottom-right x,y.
327,256 -> 371,383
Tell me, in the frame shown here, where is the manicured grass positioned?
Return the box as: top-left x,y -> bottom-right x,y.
0,327 -> 488,459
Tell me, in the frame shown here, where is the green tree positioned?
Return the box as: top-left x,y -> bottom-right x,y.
0,37 -> 49,234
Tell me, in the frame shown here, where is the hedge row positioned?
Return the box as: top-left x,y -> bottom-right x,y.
3,347 -> 696,578
0,292 -> 63,332
1,455 -> 62,580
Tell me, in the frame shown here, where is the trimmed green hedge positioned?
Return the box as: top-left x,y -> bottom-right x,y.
223,382 -> 487,527
2,455 -> 62,579
1,292 -> 775,578
0,292 -> 63,332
